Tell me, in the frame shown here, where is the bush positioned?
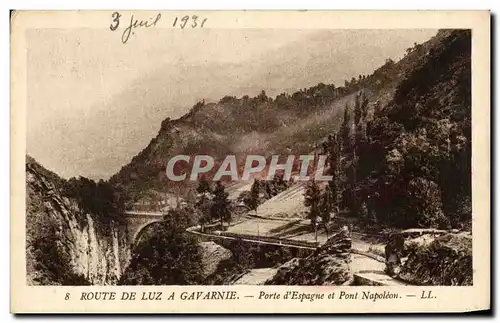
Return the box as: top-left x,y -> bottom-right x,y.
398,233 -> 472,285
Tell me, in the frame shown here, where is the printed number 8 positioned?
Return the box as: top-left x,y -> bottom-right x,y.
65,293 -> 70,300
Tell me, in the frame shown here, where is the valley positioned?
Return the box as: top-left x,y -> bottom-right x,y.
26,29 -> 473,287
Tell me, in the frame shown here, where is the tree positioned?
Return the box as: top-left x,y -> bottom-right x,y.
358,201 -> 368,219
119,208 -> 204,285
262,173 -> 289,198
196,177 -> 213,230
354,93 -> 362,126
406,177 -> 448,228
196,196 -> 212,232
248,179 -> 260,214
340,104 -> 353,155
326,134 -> 341,211
304,179 -> 321,232
196,176 -> 212,194
211,181 -> 231,228
61,176 -> 125,233
361,92 -> 369,120
352,93 -> 371,190
257,90 -> 269,103
355,122 -> 370,180
319,185 -> 334,237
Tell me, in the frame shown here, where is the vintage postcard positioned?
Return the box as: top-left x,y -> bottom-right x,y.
11,10 -> 490,313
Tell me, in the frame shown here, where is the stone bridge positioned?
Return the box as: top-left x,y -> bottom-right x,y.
123,211 -> 166,246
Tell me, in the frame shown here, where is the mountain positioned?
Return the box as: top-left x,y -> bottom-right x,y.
109,29 -> 459,208
27,29 -> 437,181
25,28 -> 473,287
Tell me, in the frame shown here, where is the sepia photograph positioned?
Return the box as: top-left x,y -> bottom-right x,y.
10,10 -> 490,313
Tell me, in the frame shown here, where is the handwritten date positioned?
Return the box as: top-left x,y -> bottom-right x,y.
110,13 -> 207,43
110,12 -> 162,44
173,15 -> 207,29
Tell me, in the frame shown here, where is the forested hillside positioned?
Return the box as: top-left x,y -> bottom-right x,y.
110,30 -> 444,204
110,29 -> 471,230
311,29 -> 471,229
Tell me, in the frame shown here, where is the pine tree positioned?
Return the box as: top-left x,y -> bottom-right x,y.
319,185 -> 334,237
354,93 -> 362,125
339,102 -> 358,214
354,92 -> 369,125
211,181 -> 231,229
196,176 -> 212,194
352,93 -> 371,192
304,179 -> 321,231
248,179 -> 260,214
341,103 -> 353,155
361,92 -> 369,120
355,121 -> 370,180
196,177 -> 213,231
326,134 -> 341,211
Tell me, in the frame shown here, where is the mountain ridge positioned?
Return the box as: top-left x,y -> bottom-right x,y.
109,30 -> 451,205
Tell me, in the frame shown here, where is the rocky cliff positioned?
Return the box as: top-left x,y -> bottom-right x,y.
26,156 -> 130,285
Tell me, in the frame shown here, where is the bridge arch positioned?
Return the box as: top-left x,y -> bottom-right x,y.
123,211 -> 166,247
132,220 -> 165,247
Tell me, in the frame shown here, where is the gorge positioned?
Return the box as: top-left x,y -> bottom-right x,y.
26,29 -> 473,287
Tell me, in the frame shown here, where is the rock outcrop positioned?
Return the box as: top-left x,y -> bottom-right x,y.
199,241 -> 233,278
265,228 -> 352,285
26,156 -> 130,285
385,229 -> 472,285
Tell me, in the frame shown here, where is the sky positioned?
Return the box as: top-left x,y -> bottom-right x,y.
26,28 -> 438,180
